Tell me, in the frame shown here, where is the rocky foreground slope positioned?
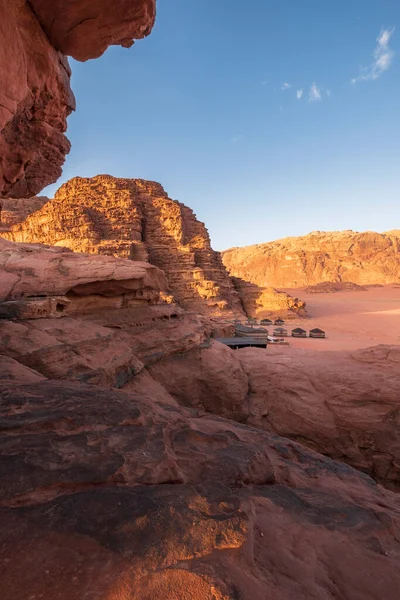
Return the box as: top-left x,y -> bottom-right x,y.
222,230 -> 400,288
1,238 -> 400,599
2,176 -> 305,318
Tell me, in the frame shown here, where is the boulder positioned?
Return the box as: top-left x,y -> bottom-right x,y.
0,237 -> 167,306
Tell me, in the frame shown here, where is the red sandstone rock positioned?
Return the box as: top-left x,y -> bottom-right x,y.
237,345 -> 400,490
0,197 -> 48,231
0,237 -> 167,306
231,277 -> 307,318
148,340 -> 249,420
223,230 -> 400,287
0,0 -> 75,198
29,0 -> 156,61
0,355 -> 46,388
0,1 -> 156,197
3,176 -> 245,317
0,378 -> 399,600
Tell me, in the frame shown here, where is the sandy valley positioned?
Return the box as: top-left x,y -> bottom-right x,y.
279,285 -> 400,350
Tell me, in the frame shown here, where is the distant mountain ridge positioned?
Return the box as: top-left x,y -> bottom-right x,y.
222,230 -> 400,288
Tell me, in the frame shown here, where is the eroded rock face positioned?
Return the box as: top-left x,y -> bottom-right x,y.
0,237 -> 167,309
0,1 -> 156,198
0,378 -> 400,600
3,176 -> 245,317
0,0 -> 75,198
231,277 -> 307,319
223,230 -> 400,287
238,345 -> 400,490
29,0 -> 156,61
0,196 -> 48,231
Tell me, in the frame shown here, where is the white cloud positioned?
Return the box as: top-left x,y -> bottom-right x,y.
326,89 -> 331,97
296,89 -> 304,100
351,27 -> 395,84
281,82 -> 292,91
309,83 -> 322,102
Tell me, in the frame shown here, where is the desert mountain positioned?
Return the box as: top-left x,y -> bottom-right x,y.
1,176 -> 305,318
222,230 -> 400,288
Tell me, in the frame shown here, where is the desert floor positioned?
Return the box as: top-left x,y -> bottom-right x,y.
279,285 -> 400,351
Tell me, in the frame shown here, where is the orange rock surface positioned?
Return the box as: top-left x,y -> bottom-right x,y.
3,176 -> 245,317
223,230 -> 400,288
231,277 -> 307,318
0,197 -> 48,231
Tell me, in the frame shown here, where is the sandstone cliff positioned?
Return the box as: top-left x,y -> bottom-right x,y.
0,1 -> 155,197
3,176 -> 245,317
223,230 -> 400,288
2,177 -> 307,318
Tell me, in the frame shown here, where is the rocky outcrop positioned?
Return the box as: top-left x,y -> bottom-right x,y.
304,281 -> 368,293
3,176 -> 245,317
222,230 -> 400,288
1,377 -> 400,600
0,1 -> 156,197
146,340 -> 400,490
29,0 -> 156,61
237,345 -> 400,490
0,0 -> 75,198
231,277 -> 307,318
0,237 -> 167,317
0,197 -> 48,231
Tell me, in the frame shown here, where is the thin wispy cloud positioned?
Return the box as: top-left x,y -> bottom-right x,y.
230,134 -> 243,144
351,27 -> 395,84
281,82 -> 292,91
296,89 -> 304,100
309,83 -> 322,102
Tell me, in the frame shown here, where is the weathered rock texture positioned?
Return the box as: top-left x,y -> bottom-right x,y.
223,230 -> 400,288
0,0 -> 75,198
29,0 -> 156,61
0,1 -> 156,197
0,237 -> 166,316
304,281 -> 368,293
238,345 -> 400,490
2,228 -> 400,598
231,277 -> 307,319
1,378 -> 400,600
146,341 -> 400,490
3,176 -> 245,317
0,197 -> 48,231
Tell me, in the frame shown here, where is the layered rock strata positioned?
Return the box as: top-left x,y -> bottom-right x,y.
223,230 -> 400,288
0,197 -> 48,231
231,277 -> 307,319
1,377 -> 400,600
0,1 -> 156,197
3,176 -> 245,317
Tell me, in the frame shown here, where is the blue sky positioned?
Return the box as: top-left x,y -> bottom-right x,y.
44,0 -> 400,250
